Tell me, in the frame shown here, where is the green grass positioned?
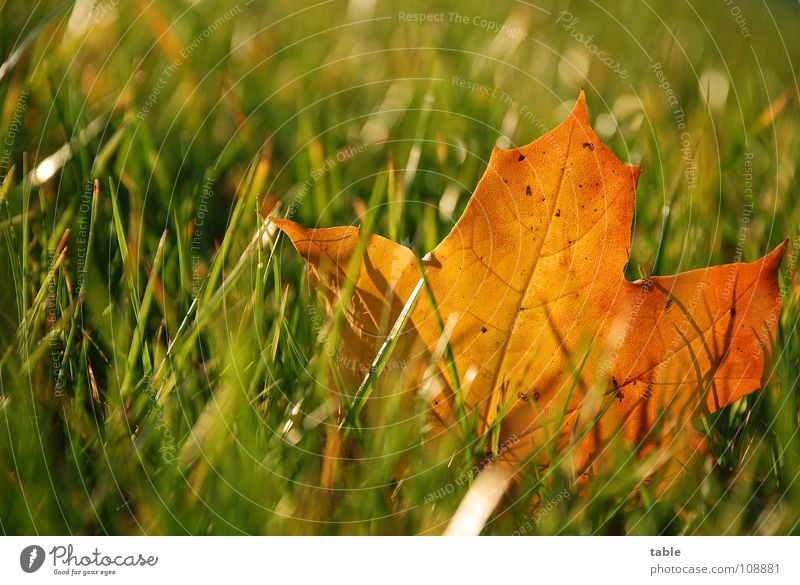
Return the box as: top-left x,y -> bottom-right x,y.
0,0 -> 799,535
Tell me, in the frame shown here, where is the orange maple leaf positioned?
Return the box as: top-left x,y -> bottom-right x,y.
274,91 -> 785,478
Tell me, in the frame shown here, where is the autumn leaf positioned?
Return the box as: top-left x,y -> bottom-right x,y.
274,91 -> 785,478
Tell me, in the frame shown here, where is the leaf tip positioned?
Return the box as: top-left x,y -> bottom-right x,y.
768,238 -> 789,267
571,89 -> 589,123
627,163 -> 642,184
270,217 -> 306,243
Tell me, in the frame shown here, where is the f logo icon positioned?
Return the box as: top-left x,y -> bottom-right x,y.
20,545 -> 45,573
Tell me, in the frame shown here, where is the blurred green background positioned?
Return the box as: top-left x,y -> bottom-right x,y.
0,0 -> 798,535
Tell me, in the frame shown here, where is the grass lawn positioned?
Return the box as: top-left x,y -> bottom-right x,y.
0,0 -> 798,535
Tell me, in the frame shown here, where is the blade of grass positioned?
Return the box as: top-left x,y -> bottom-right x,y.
339,277 -> 424,434
119,230 -> 168,400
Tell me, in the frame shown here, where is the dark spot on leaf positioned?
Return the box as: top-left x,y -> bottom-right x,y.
664,298 -> 673,311
555,209 -> 561,217
611,377 -> 624,402
730,306 -> 736,316
518,153 -> 526,161
525,185 -> 532,197
533,390 -> 540,402
517,392 -> 528,401
582,142 -> 594,150
481,326 -> 488,333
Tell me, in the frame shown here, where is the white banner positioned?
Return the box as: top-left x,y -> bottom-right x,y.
0,536 -> 797,584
